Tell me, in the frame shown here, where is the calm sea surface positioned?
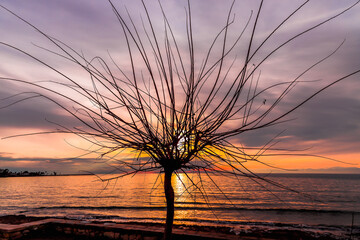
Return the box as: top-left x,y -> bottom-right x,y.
1,173 -> 359,231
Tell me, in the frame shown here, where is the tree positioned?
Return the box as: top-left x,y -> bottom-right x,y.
0,169 -> 10,177
1,0 -> 359,239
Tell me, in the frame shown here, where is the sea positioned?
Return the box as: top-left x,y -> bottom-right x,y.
1,173 -> 359,238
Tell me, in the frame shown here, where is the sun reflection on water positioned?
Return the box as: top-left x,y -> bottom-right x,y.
172,173 -> 200,222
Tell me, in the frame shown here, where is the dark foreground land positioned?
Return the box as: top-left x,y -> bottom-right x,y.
0,215 -> 359,240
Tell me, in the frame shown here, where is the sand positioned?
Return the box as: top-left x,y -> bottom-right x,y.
0,215 -> 358,239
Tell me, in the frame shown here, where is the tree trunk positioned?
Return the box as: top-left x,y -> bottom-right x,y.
164,170 -> 174,240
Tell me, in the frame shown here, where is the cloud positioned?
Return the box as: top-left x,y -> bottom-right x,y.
0,151 -> 148,174
0,153 -> 97,163
0,81 -> 82,129
227,80 -> 360,156
0,152 -> 109,174
289,92 -> 360,142
286,167 -> 360,174
0,0 -> 359,174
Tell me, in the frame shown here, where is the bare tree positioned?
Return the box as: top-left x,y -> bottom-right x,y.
1,0 -> 359,239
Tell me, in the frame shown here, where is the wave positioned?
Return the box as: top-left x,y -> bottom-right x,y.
42,213 -> 359,232
73,196 -> 120,199
34,205 -> 360,215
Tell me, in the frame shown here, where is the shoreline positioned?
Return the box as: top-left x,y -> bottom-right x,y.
1,215 -> 359,240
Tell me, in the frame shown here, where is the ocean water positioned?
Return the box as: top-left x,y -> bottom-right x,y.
1,173 -> 359,236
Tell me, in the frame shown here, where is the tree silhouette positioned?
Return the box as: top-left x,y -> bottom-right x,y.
1,0 -> 360,239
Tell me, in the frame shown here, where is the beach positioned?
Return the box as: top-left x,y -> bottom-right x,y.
2,215 -> 359,239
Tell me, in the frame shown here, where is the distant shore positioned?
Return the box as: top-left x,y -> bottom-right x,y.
0,168 -> 94,178
0,173 -> 92,178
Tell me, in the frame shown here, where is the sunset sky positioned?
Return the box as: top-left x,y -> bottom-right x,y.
0,0 -> 359,174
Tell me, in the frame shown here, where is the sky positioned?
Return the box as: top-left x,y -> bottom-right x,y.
0,0 -> 359,174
